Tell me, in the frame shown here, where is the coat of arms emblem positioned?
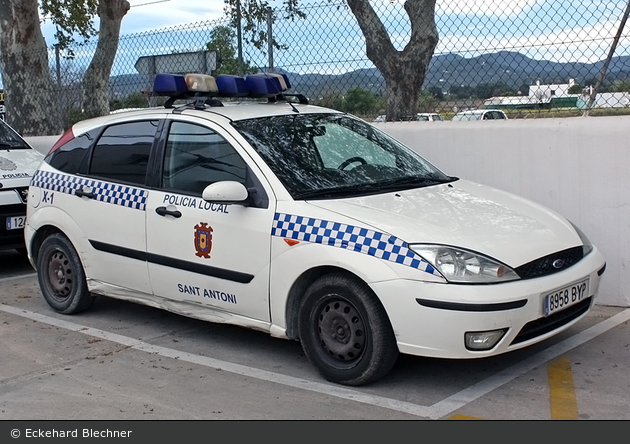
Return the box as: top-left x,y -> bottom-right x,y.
194,222 -> 213,258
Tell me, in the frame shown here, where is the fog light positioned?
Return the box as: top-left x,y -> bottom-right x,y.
465,329 -> 507,351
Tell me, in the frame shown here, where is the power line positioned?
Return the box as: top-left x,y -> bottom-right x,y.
131,0 -> 172,8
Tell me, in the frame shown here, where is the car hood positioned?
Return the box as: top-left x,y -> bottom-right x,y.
0,148 -> 43,186
306,179 -> 581,268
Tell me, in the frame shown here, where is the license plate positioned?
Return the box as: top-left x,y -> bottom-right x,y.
6,216 -> 26,230
543,278 -> 589,316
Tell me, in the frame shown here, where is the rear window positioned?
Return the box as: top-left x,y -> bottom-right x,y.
46,130 -> 97,174
88,120 -> 158,186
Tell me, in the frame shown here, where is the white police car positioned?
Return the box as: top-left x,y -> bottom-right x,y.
25,73 -> 606,386
0,119 -> 43,252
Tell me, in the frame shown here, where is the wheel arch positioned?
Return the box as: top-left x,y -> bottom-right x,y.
29,224 -> 66,267
284,266 -> 380,340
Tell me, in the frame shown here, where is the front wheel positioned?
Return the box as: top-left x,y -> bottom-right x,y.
36,234 -> 94,314
298,273 -> 398,386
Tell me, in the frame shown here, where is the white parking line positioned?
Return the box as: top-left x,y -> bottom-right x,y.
0,272 -> 36,283
428,308 -> 630,419
1,302 -> 628,419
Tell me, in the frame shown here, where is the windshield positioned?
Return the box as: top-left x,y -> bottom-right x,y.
232,113 -> 454,200
452,112 -> 483,121
0,120 -> 30,150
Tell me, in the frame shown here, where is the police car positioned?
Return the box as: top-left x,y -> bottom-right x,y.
0,118 -> 43,252
25,73 -> 606,386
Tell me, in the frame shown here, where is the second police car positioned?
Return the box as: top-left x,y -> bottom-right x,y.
0,118 -> 43,253
25,73 -> 606,386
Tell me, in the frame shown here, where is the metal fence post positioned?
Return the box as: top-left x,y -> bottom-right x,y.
584,0 -> 630,116
236,0 -> 244,76
55,45 -> 61,88
267,7 -> 274,72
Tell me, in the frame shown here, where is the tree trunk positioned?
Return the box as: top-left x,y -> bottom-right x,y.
0,0 -> 60,136
82,0 -> 130,119
346,0 -> 438,121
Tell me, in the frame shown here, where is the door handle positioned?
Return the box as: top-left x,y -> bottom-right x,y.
156,206 -> 182,218
75,188 -> 95,199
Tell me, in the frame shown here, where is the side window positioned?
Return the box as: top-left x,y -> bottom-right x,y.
89,120 -> 158,185
46,131 -> 96,174
162,121 -> 247,196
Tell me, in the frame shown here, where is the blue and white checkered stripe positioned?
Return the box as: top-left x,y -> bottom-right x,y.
272,213 -> 439,276
31,170 -> 148,211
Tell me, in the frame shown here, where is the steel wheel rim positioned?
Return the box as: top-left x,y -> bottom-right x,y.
46,249 -> 73,302
316,297 -> 366,363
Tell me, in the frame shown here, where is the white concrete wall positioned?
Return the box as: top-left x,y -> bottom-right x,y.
26,135 -> 60,156
375,116 -> 630,307
27,117 -> 630,307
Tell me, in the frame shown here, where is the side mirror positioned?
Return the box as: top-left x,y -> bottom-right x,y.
201,181 -> 249,204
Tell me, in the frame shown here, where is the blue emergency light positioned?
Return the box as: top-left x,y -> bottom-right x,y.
215,74 -> 248,97
152,72 -> 305,108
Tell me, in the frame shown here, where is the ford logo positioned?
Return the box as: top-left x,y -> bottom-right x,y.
552,259 -> 565,269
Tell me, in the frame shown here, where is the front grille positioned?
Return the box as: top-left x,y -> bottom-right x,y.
510,297 -> 591,345
15,187 -> 29,203
515,246 -> 584,280
0,202 -> 26,218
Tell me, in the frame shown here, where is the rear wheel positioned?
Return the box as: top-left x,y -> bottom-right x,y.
37,234 -> 94,314
298,273 -> 398,386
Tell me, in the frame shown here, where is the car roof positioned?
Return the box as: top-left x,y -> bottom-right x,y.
71,102 -> 342,135
455,110 -> 486,115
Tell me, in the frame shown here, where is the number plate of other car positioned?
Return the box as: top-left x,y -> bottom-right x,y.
6,216 -> 26,230
543,278 -> 589,317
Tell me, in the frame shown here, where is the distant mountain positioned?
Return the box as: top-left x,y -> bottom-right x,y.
108,51 -> 630,99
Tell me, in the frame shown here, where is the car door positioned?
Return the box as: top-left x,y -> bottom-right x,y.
39,119 -> 162,295
145,116 -> 274,322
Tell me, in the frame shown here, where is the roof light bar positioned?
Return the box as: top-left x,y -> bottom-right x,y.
185,73 -> 218,93
215,74 -> 249,97
152,72 -> 306,106
153,74 -> 188,96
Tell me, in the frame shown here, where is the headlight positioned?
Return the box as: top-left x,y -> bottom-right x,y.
569,221 -> 593,256
409,244 -> 520,284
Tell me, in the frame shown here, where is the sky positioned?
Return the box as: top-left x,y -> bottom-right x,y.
35,0 -> 630,77
40,0 -> 226,45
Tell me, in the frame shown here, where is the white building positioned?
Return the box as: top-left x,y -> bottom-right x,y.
528,79 -> 577,101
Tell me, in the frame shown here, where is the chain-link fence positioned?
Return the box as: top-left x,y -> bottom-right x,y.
2,0 -> 630,132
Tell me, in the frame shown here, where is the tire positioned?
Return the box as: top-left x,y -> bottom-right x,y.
36,234 -> 94,314
298,273 -> 399,386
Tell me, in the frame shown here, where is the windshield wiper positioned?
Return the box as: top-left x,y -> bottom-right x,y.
0,143 -> 28,150
295,183 -> 383,200
375,174 -> 458,191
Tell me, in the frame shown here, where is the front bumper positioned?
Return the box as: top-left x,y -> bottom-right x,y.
371,246 -> 606,359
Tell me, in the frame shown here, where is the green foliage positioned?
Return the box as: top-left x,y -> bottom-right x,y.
425,86 -> 443,100
449,84 -> 474,99
310,88 -> 382,116
418,91 -> 440,112
223,0 -> 305,51
340,87 -> 380,115
41,0 -> 99,53
312,92 -> 344,110
568,84 -> 582,94
110,92 -> 149,111
609,80 -> 630,93
63,107 -> 88,129
206,26 -> 258,75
